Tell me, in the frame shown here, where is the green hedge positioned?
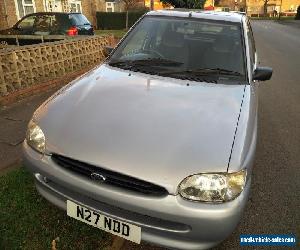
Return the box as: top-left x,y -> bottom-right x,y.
96,11 -> 148,30
296,6 -> 300,20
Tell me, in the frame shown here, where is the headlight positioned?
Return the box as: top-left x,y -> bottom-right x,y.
178,169 -> 247,202
26,120 -> 45,154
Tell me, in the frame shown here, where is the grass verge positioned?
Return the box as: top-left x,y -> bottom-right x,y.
95,30 -> 127,39
0,167 -> 111,250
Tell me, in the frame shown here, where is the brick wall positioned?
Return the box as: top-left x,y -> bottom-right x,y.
81,0 -> 96,26
216,0 -> 247,11
0,0 -> 18,30
35,0 -> 46,12
0,0 -> 7,29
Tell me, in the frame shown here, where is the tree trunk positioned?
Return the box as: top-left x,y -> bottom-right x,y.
150,0 -> 154,10
126,11 -> 129,30
263,2 -> 268,17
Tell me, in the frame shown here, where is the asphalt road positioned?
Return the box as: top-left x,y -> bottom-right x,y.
213,20 -> 300,249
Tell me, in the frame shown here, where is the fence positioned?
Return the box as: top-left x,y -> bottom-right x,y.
0,34 -> 71,47
0,35 -> 113,98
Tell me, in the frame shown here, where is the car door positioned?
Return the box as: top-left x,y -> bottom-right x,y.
33,14 -> 52,35
14,14 -> 36,35
12,14 -> 37,45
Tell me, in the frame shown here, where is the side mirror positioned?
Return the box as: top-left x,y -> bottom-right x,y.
253,67 -> 273,81
13,25 -> 22,30
103,46 -> 114,57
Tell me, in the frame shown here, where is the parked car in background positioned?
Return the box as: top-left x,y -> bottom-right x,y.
23,10 -> 272,250
0,12 -> 94,45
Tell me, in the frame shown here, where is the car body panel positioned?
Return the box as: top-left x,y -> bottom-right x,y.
147,10 -> 244,23
225,15 -> 259,173
22,10 -> 265,250
23,142 -> 251,250
33,64 -> 246,194
75,24 -> 94,35
228,84 -> 258,173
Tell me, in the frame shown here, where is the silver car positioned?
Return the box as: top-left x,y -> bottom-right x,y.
23,10 -> 272,250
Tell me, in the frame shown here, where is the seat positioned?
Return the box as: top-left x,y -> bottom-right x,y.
158,28 -> 189,65
201,35 -> 244,74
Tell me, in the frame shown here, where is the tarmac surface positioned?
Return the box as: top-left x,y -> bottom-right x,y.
0,88 -> 60,173
212,19 -> 300,250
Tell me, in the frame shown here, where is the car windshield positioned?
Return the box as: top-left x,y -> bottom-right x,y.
108,16 -> 246,82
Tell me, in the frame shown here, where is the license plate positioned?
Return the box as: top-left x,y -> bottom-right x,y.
67,200 -> 141,244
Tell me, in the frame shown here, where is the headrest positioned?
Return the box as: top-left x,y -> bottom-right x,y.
161,29 -> 185,48
213,36 -> 237,53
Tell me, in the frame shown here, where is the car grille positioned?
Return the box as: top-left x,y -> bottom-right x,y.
51,154 -> 168,197
35,174 -> 190,233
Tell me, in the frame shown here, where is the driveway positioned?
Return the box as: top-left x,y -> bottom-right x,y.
0,89 -> 59,173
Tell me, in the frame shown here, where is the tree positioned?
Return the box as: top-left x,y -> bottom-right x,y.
121,0 -> 138,11
296,6 -> 300,20
161,0 -> 206,9
214,0 -> 221,6
121,0 -> 143,29
262,0 -> 270,17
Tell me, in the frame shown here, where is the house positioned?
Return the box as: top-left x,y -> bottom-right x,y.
145,0 -> 166,10
100,0 -> 167,12
205,0 -> 299,15
0,0 -> 152,30
247,0 -> 300,16
206,0 -> 248,12
0,0 -> 95,30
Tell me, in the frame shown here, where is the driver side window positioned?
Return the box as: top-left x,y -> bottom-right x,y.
18,15 -> 36,29
122,29 -> 148,56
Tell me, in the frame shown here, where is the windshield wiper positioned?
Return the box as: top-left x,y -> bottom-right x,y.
160,67 -> 243,77
109,58 -> 183,68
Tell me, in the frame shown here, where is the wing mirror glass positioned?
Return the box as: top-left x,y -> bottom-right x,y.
253,67 -> 273,81
13,24 -> 22,30
103,46 -> 114,57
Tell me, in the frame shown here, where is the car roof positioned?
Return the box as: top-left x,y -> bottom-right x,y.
27,12 -> 82,16
146,9 -> 244,23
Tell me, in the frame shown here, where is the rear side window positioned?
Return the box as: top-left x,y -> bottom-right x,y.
34,14 -> 58,33
56,15 -> 71,29
18,15 -> 36,29
69,14 -> 90,25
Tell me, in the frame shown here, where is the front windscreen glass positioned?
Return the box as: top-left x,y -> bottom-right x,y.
108,16 -> 246,82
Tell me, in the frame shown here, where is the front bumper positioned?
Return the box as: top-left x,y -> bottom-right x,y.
23,142 -> 251,250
